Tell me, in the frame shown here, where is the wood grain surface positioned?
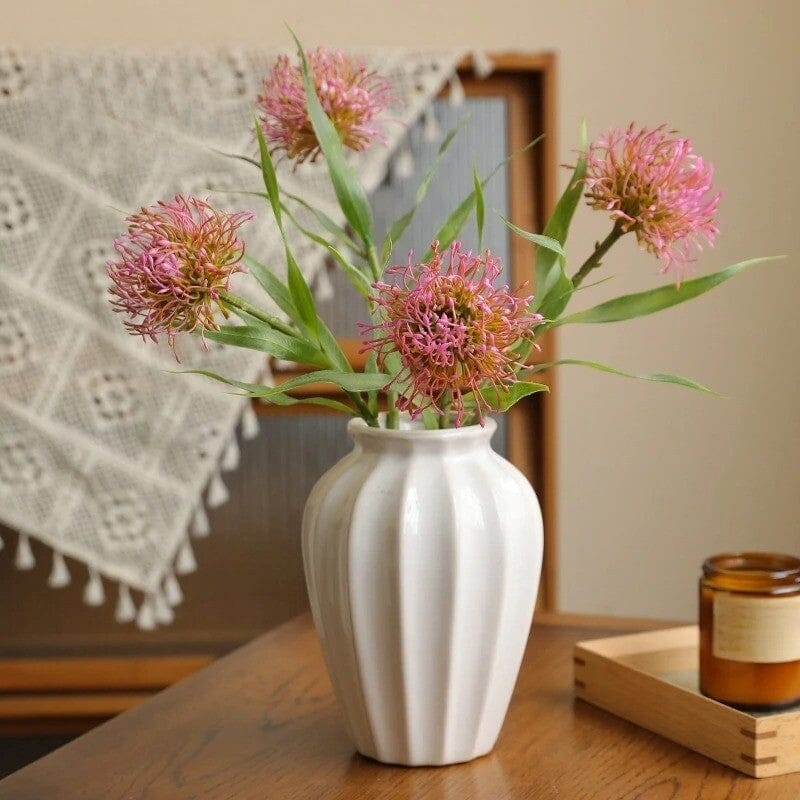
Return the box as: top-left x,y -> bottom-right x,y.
2,614 -> 799,798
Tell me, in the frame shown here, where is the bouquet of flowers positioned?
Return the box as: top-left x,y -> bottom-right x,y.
107,35 -> 774,429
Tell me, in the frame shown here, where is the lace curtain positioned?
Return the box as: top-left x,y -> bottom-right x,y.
0,46 -> 490,629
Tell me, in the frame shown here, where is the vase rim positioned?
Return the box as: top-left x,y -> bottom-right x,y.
348,415 -> 497,441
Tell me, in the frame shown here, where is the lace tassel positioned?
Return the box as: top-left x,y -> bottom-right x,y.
136,596 -> 156,631
164,571 -> 183,606
448,73 -> 466,106
175,539 -> 197,575
423,106 -> 441,143
471,50 -> 494,78
220,437 -> 240,472
83,568 -> 105,607
15,533 -> 35,570
48,551 -> 71,588
153,591 -> 174,625
0,531 -> 4,551
241,403 -> 260,440
393,142 -> 415,181
115,584 -> 136,623
206,470 -> 229,508
191,504 -> 211,538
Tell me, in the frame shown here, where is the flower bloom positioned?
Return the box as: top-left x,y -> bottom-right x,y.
107,196 -> 254,354
256,48 -> 392,164
584,124 -> 721,278
359,242 -> 543,426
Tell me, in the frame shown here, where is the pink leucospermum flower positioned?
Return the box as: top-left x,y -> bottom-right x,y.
360,242 -> 543,426
584,124 -> 721,279
257,48 -> 392,164
107,195 -> 254,354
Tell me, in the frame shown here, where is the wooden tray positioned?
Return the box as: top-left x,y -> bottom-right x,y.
574,626 -> 800,778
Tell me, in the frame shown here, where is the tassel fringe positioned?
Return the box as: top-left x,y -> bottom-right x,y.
220,437 -> 240,472
115,584 -> 136,623
136,595 -> 156,631
241,403 -> 260,440
448,73 -> 466,106
206,470 -> 229,508
191,504 -> 211,538
423,106 -> 441,143
48,551 -> 71,588
393,142 -> 415,180
15,533 -> 35,570
164,571 -> 183,606
83,568 -> 105,607
175,538 -> 197,575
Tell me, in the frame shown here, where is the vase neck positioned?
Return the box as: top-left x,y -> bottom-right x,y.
348,418 -> 498,456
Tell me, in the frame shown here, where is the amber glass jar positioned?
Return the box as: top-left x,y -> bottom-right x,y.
700,552 -> 800,710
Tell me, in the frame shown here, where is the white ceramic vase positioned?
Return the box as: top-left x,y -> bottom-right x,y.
301,417 -> 543,766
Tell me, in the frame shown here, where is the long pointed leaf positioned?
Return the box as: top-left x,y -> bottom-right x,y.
242,255 -> 298,322
281,203 -> 372,298
254,121 -> 284,232
533,120 -> 587,319
205,325 -> 328,368
473,164 -> 485,251
380,116 -> 469,263
479,381 -> 549,411
180,369 -> 359,414
524,358 -> 716,393
283,191 -> 365,256
291,31 -> 374,245
501,217 -> 566,258
423,134 -> 544,260
552,256 -> 782,326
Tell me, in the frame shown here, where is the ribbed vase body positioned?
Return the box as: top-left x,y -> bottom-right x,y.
301,418 -> 543,766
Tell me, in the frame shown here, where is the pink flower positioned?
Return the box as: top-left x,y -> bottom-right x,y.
360,242 -> 543,426
584,124 -> 721,278
107,196 -> 254,355
256,48 -> 392,164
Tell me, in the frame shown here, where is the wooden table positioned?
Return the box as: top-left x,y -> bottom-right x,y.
2,613 -> 799,799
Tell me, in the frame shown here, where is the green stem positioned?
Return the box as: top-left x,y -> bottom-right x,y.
365,243 -> 382,283
570,223 -> 626,289
219,291 -> 297,338
386,390 -> 399,429
346,391 -> 379,427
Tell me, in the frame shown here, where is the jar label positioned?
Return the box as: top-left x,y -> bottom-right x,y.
714,592 -> 800,663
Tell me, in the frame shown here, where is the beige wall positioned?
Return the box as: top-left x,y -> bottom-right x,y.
5,0 -> 798,620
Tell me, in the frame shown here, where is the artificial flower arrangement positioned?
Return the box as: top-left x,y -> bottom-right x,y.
107,36 -> 773,429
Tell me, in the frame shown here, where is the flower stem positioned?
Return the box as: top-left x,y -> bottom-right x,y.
570,222 -> 626,289
386,390 -> 399,429
219,291 -> 297,337
366,243 -> 382,283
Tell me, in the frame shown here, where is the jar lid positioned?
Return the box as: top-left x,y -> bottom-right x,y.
703,552 -> 800,593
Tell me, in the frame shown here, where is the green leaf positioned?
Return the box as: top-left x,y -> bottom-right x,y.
472,164 -> 485,251
283,191 -> 365,256
533,120 -> 588,319
256,394 -> 358,414
281,203 -> 373,298
263,369 -> 391,395
205,325 -> 328,368
479,381 -> 549,411
524,358 -> 717,394
500,217 -> 566,258
180,369 -> 360,414
285,249 -> 320,335
316,319 -> 353,373
242,256 -> 298,323
380,116 -> 468,263
291,30 -> 374,245
552,256 -> 782,326
254,121 -> 284,233
423,134 -> 544,261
